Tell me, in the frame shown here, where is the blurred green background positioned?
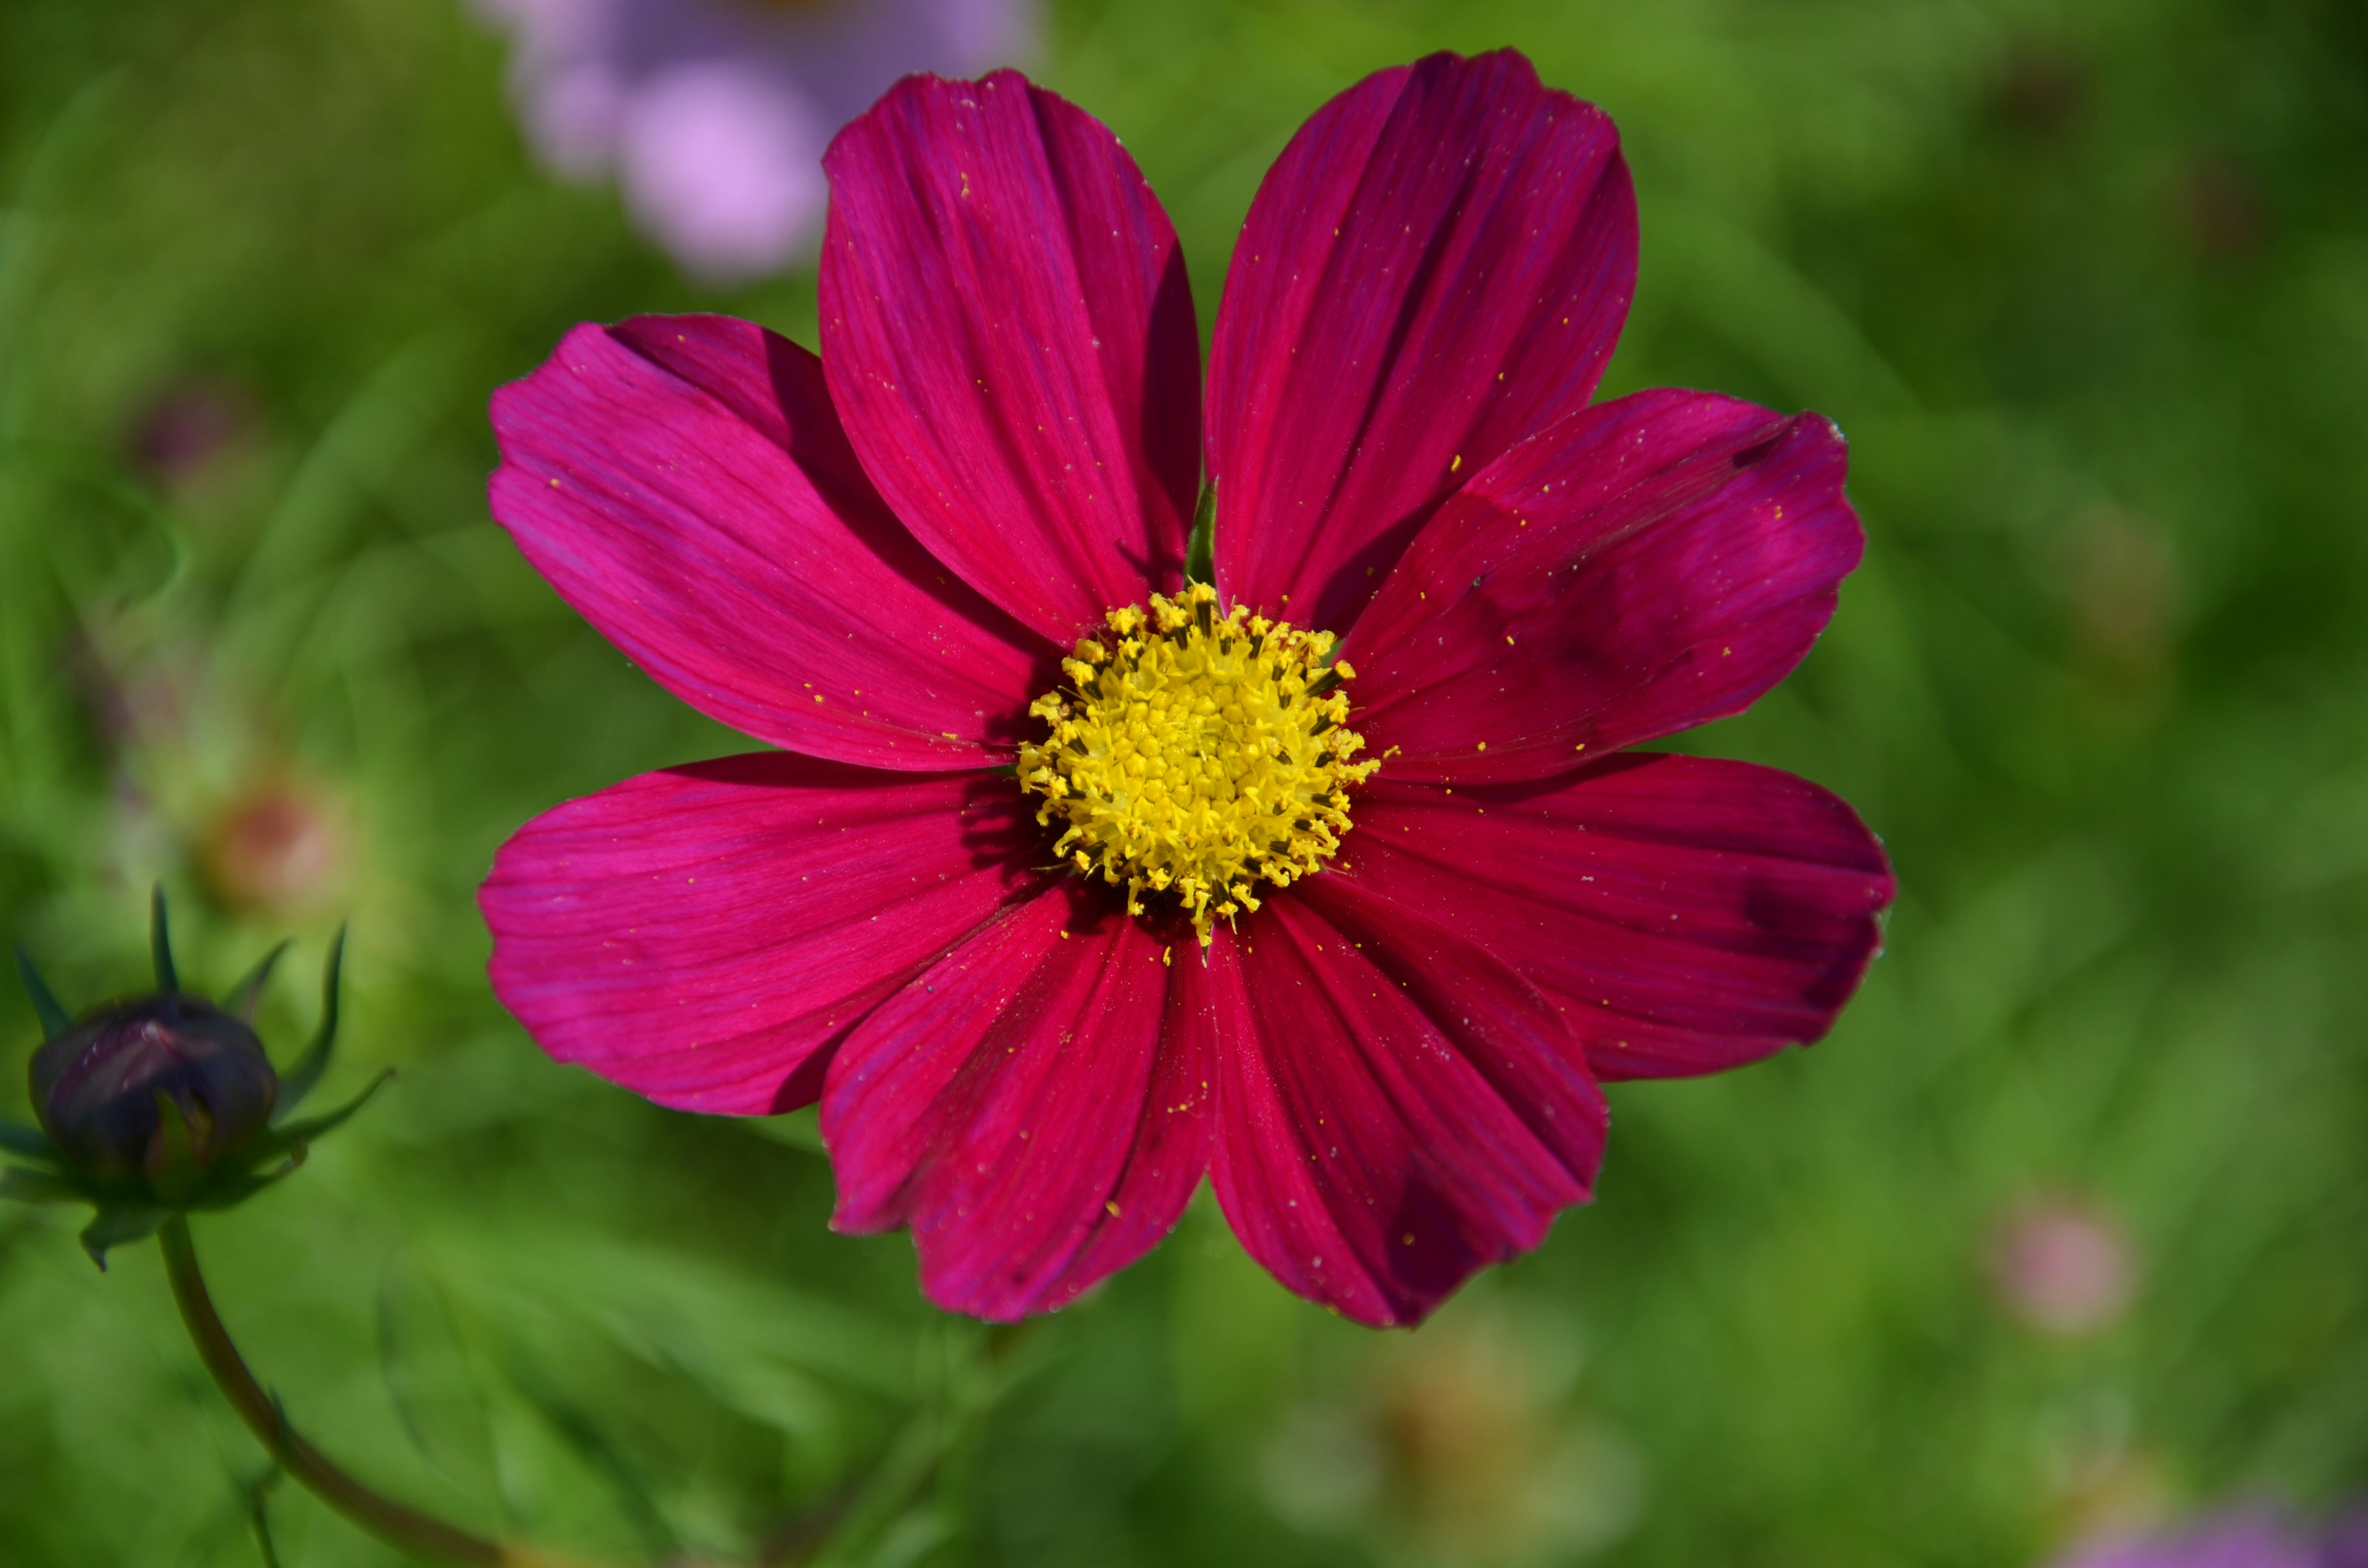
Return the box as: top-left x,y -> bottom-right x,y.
4,0 -> 2365,1564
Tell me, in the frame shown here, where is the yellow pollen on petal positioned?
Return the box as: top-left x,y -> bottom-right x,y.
1017,582 -> 1381,948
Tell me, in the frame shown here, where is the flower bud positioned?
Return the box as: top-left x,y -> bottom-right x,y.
29,995 -> 279,1204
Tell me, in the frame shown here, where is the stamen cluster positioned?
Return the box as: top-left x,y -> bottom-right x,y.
1019,583 -> 1380,945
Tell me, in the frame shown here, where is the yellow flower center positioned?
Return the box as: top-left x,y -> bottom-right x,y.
1018,583 -> 1381,946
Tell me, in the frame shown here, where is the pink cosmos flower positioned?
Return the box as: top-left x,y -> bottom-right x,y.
1991,1192 -> 2140,1336
477,0 -> 1033,281
480,52 -> 1897,1326
2058,1508 -> 2368,1568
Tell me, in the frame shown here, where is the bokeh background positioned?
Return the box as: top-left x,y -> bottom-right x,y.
3,1 -> 2366,1564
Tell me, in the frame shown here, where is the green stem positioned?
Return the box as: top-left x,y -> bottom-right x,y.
158,1216 -> 620,1568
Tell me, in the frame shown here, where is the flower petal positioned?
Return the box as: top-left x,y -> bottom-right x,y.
1208,49 -> 1636,635
490,315 -> 1053,769
1336,755 -> 1894,1081
1209,893 -> 1605,1328
481,753 -> 1043,1115
1344,390 -> 1863,783
821,71 -> 1200,644
823,892 -> 1216,1320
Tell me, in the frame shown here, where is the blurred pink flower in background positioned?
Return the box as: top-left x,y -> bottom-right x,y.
200,774 -> 353,918
131,377 -> 253,492
1261,1310 -> 1641,1564
475,0 -> 1035,281
2055,1507 -> 2368,1568
1991,1193 -> 2140,1336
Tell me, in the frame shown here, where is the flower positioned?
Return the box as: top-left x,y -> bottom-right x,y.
60,618 -> 362,922
480,52 -> 1896,1326
1990,1192 -> 2140,1335
475,0 -> 1035,281
2329,1511 -> 2368,1568
33,995 -> 280,1201
4,893 -> 381,1266
130,376 -> 254,495
199,774 -> 354,917
2055,1507 -> 2368,1568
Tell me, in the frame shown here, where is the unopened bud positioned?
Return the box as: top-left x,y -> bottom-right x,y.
30,995 -> 279,1205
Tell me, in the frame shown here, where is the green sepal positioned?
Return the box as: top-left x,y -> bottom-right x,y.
224,940 -> 292,1022
150,885 -> 181,995
80,1204 -> 168,1269
12,944 -> 71,1040
147,1091 -> 207,1207
0,1117 -> 56,1160
265,1069 -> 390,1153
1,1166 -> 78,1204
1186,479 -> 1215,585
273,927 -> 344,1119
194,1147 -> 307,1210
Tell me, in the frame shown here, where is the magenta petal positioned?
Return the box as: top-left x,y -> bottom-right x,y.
1208,50 -> 1636,635
1344,390 -> 1864,784
820,71 -> 1200,644
1339,756 -> 1894,1082
822,893 -> 1215,1320
1208,895 -> 1605,1328
490,315 -> 1053,769
480,753 -> 1043,1115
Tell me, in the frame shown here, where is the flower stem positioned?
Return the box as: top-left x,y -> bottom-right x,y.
157,1215 -> 617,1568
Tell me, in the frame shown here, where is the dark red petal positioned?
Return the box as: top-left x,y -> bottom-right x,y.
480,754 -> 1044,1115
1207,895 -> 1605,1328
1063,937 -> 1223,1300
1337,756 -> 1894,1081
823,893 -> 1215,1321
1344,390 -> 1864,784
489,316 -> 1053,770
821,72 -> 1200,645
1208,50 -> 1635,636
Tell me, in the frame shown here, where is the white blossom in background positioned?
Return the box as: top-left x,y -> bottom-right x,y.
476,0 -> 1035,281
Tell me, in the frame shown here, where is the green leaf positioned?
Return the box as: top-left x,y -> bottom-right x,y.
0,1118 -> 55,1160
438,1227 -> 911,1397
497,1364 -> 683,1562
192,1150 -> 306,1212
377,1248 -> 501,1500
1186,479 -> 1215,585
247,1469 -> 289,1568
273,926 -> 344,1117
0,1166 -> 78,1204
223,940 -> 291,1022
12,945 -> 71,1040
150,884 -> 179,995
267,1067 -> 388,1149
79,1205 -> 168,1269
